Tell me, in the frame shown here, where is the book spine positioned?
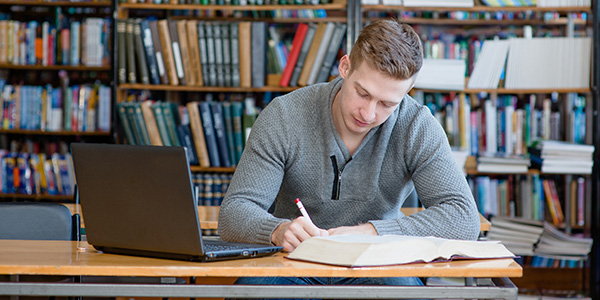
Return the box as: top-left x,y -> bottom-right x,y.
199,101 -> 221,167
133,19 -> 150,85
140,19 -> 161,85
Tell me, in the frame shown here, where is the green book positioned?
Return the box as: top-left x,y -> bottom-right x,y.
161,102 -> 182,147
152,102 -> 173,146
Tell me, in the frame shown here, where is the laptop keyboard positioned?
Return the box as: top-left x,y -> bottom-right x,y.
202,240 -> 258,252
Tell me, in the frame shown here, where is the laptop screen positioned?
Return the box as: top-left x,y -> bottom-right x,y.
71,143 -> 206,256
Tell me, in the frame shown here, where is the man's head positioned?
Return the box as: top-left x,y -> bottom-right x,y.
348,19 -> 423,81
332,20 -> 423,141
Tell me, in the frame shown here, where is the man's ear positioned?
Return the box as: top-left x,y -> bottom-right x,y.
338,55 -> 350,79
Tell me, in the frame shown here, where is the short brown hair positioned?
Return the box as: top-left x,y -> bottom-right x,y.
349,19 -> 423,80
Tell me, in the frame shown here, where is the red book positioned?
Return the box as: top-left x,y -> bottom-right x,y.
279,23 -> 309,87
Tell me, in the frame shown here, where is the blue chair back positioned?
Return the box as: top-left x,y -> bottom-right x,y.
0,202 -> 73,240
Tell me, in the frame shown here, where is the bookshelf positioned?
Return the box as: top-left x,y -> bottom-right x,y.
0,0 -> 115,202
114,0 -> 353,173
361,2 -> 597,297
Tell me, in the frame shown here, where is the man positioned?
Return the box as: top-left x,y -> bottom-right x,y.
218,19 -> 480,292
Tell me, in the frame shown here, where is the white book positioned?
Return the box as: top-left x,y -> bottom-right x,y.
287,235 -> 514,267
414,59 -> 466,90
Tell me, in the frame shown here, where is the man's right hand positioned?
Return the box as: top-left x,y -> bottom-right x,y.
271,217 -> 328,252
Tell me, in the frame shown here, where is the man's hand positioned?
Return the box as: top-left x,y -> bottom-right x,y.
327,223 -> 377,236
271,217 -> 328,252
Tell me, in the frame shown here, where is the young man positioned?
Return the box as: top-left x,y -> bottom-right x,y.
218,19 -> 480,292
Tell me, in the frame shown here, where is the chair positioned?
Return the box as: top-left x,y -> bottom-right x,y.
0,202 -> 80,300
0,202 -> 75,241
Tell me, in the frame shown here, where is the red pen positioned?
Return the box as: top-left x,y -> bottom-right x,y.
295,198 -> 313,224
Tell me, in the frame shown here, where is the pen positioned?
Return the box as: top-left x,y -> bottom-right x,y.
295,198 -> 313,224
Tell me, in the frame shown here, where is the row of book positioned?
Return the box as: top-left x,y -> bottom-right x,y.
362,0 -> 474,6
193,172 -> 232,236
119,18 -> 263,88
487,217 -> 592,267
469,175 -> 587,227
192,173 -> 231,207
117,96 -> 259,168
392,10 -> 588,22
0,80 -> 112,132
0,151 -> 75,196
468,37 -> 591,90
482,0 -> 591,7
529,140 -> 594,176
120,0 -> 332,4
118,18 -> 345,89
0,17 -> 112,67
415,92 -> 590,159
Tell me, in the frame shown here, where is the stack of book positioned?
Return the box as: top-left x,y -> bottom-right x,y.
486,216 -> 544,256
528,140 -> 595,174
532,222 -> 593,268
476,153 -> 530,174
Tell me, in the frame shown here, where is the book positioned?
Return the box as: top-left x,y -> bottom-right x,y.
157,19 -> 178,86
140,19 -> 161,85
229,22 -> 240,87
168,19 -> 186,86
251,22 -> 266,88
140,100 -> 163,146
306,22 -> 335,86
238,22 -> 252,88
197,22 -> 209,87
297,22 -> 327,86
279,23 -> 308,87
133,19 -> 150,85
199,101 -> 221,167
176,20 -> 193,86
287,234 -> 515,267
149,20 -> 169,85
289,23 -> 317,87
315,23 -> 346,83
186,20 -> 203,87
125,20 -> 137,84
117,20 -> 127,84
186,101 -> 210,168
210,102 -> 231,167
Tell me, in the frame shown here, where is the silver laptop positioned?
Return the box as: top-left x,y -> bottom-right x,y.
70,143 -> 282,262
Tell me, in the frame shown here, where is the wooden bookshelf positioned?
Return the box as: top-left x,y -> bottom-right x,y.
362,5 -> 592,13
0,64 -> 111,71
118,83 -> 297,93
396,18 -> 588,26
190,166 -> 236,173
0,194 -> 74,201
0,129 -> 112,136
117,1 -> 347,11
0,0 -> 111,6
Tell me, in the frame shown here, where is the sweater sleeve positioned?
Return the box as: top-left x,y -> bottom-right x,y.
369,106 -> 481,241
217,100 -> 291,245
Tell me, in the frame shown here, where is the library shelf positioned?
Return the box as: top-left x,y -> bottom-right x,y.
413,87 -> 592,95
168,16 -> 348,24
0,193 -> 74,201
0,64 -> 111,72
117,2 -> 347,12
118,83 -> 297,93
362,5 -> 591,13
0,0 -> 111,6
0,129 -> 112,136
190,166 -> 236,173
396,18 -> 588,26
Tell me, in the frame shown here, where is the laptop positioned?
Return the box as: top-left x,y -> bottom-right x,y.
70,143 -> 282,262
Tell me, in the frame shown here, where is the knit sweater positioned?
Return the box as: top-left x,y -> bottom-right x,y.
218,77 -> 480,245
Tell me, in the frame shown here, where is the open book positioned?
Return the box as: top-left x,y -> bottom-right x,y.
287,235 -> 515,267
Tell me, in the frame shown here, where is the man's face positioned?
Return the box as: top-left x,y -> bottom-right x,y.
334,55 -> 415,137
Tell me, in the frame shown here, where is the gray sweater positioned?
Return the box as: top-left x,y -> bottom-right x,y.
218,77 -> 480,245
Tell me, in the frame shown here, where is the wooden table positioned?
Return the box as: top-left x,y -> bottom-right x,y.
62,204 -> 492,232
0,239 -> 521,299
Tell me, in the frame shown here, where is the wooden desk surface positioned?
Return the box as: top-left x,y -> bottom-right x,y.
63,205 -> 491,232
0,240 -> 521,278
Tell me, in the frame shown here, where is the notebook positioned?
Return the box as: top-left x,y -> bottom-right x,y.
70,143 -> 282,262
